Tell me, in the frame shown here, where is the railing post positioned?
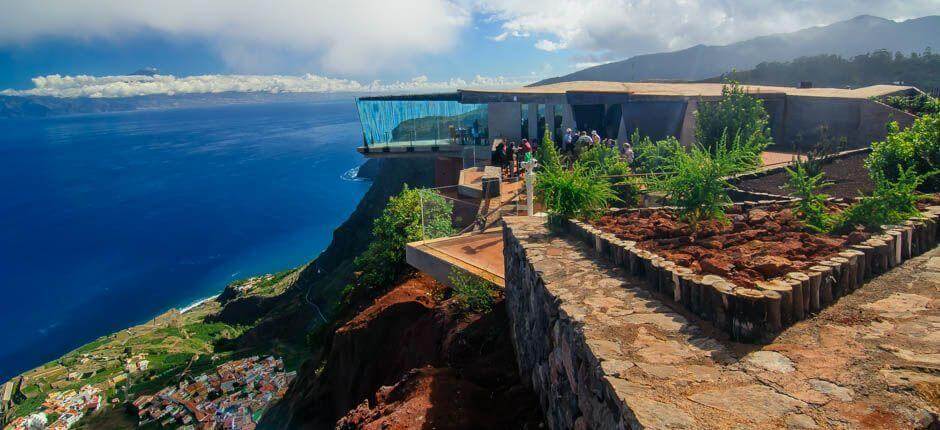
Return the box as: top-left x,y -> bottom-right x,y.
523,160 -> 537,216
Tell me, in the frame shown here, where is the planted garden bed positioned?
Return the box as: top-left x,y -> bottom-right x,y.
566,201 -> 940,343
734,151 -> 873,199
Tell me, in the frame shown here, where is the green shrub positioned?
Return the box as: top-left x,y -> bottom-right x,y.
646,135 -> 755,227
784,162 -> 833,232
536,162 -> 619,221
576,144 -> 639,207
353,186 -> 455,291
536,129 -> 562,171
448,268 -> 496,313
632,133 -> 681,173
881,94 -> 940,116
867,113 -> 940,192
833,166 -> 928,231
694,80 -> 772,166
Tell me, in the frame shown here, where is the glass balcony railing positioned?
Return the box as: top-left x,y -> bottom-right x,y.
356,99 -> 489,149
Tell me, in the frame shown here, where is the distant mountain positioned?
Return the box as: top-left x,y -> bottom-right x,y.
700,50 -> 940,92
130,67 -> 160,76
535,15 -> 940,85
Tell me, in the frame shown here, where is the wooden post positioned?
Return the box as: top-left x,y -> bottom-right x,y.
659,260 -> 676,296
851,244 -> 875,280
763,290 -> 782,334
805,266 -> 827,312
786,272 -> 811,316
713,281 -> 735,332
673,267 -> 692,304
699,275 -> 723,316
886,230 -> 903,267
836,252 -> 859,292
732,288 -> 766,343
901,221 -> 914,259
830,256 -> 851,298
756,279 -> 793,325
819,260 -> 841,304
649,257 -> 664,293
623,241 -> 637,274
866,239 -> 889,275
693,274 -> 712,322
841,249 -> 865,287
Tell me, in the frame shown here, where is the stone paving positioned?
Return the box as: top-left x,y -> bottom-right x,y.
503,216 -> 938,430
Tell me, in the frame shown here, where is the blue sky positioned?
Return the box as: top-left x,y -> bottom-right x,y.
1,0 -> 939,94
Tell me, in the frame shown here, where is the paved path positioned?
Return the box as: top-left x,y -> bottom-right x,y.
505,216 -> 937,429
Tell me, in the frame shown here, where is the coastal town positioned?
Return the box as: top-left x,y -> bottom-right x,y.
0,272 -> 302,430
132,356 -> 294,429
4,356 -> 293,430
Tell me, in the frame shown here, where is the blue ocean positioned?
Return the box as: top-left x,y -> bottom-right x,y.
0,100 -> 370,380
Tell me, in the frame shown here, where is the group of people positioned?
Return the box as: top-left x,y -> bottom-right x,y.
491,138 -> 535,179
490,128 -> 637,180
561,128 -> 635,164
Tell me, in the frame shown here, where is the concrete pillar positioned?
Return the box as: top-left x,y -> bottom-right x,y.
561,104 -> 576,132
617,114 -> 628,144
487,102 -> 522,142
527,103 -> 538,141
678,100 -> 698,147
544,104 -> 555,140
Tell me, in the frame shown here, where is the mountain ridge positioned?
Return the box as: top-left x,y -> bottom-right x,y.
535,15 -> 940,85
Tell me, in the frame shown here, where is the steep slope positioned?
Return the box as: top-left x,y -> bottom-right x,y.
536,15 -> 940,85
209,157 -> 435,350
258,273 -> 544,430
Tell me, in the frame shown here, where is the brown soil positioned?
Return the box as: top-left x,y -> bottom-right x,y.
735,152 -> 873,199
592,204 -> 871,288
259,272 -> 544,430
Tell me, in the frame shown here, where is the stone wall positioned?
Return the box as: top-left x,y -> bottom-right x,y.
503,218 -> 633,429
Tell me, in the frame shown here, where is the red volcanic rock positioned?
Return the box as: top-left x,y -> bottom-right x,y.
670,253 -> 694,267
701,257 -> 735,276
750,255 -> 793,277
748,208 -> 770,223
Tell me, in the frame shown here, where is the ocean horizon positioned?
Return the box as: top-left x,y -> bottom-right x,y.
0,99 -> 370,380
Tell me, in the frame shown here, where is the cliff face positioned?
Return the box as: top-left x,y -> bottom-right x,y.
209,157 -> 434,350
258,273 -> 543,429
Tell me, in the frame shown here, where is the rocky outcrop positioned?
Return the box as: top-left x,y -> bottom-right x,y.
258,273 -> 543,429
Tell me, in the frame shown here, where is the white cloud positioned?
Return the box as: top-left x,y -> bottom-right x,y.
0,73 -> 529,98
475,0 -> 940,60
0,0 -> 470,76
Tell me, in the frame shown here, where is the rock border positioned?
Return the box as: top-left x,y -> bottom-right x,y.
563,204 -> 940,342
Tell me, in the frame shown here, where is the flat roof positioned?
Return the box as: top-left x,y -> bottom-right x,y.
459,81 -> 915,100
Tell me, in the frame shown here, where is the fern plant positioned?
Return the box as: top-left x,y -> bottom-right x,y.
833,166 -> 929,232
536,162 -> 620,222
784,162 -> 833,232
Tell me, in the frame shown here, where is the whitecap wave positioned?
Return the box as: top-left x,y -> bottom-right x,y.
341,165 -> 368,182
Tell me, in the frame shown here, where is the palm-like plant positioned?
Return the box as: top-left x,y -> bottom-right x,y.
646,132 -> 754,227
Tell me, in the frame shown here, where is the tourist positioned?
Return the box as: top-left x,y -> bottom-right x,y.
591,130 -> 601,145
492,140 -> 506,170
521,138 -> 533,163
563,128 -> 574,154
509,140 -> 519,178
623,143 -> 635,165
471,120 -> 481,145
575,131 -> 593,156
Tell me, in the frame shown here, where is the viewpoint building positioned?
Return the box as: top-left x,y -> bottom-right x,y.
356,80 -> 919,186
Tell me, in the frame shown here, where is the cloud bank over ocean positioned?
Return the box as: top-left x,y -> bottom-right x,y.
1,74 -> 528,98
